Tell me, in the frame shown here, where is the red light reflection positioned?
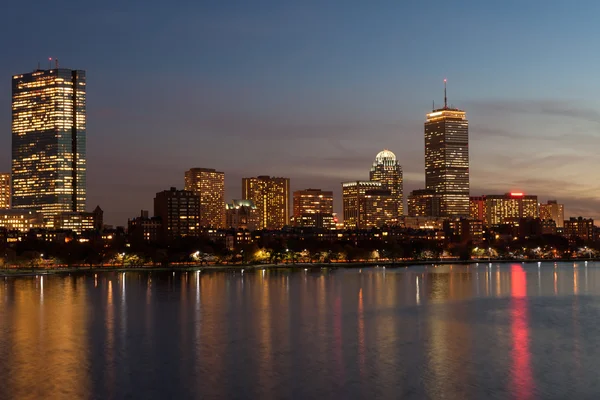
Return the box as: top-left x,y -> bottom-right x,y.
510,264 -> 534,399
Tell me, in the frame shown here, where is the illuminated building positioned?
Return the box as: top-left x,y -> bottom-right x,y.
342,181 -> 396,229
128,210 -> 162,243
12,67 -> 86,225
469,196 -> 486,221
563,217 -> 594,241
242,176 -> 289,229
398,216 -> 446,230
369,150 -> 403,216
184,168 -> 225,228
485,193 -> 538,226
539,200 -> 564,228
226,200 -> 259,231
0,210 -> 43,231
444,218 -> 483,243
407,189 -> 440,217
154,187 -> 200,240
292,189 -> 334,229
53,212 -> 95,235
0,173 -> 9,209
424,80 -> 469,217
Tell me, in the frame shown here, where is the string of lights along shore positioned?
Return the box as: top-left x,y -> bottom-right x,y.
0,65 -> 595,245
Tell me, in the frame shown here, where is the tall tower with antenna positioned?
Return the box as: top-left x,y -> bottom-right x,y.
423,79 -> 469,217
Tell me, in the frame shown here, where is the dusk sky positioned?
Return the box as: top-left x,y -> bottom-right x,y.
2,1 -> 600,225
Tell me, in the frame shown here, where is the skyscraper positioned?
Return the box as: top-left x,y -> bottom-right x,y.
424,80 -> 469,217
485,193 -> 538,226
242,176 -> 290,229
342,181 -> 395,229
11,67 -> 86,223
0,173 -> 10,209
369,150 -> 403,216
184,168 -> 225,228
292,189 -> 334,229
539,200 -> 565,228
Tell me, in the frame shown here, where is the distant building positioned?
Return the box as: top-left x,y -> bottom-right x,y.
485,193 -> 538,226
242,176 -> 290,229
226,200 -> 259,231
12,67 -> 86,224
0,173 -> 9,209
563,217 -> 594,241
539,200 -> 565,228
154,187 -> 200,241
424,83 -> 469,217
53,212 -> 96,235
370,150 -> 403,216
408,189 -> 440,217
128,210 -> 162,243
444,218 -> 483,243
184,168 -> 225,228
342,181 -> 396,229
469,196 -> 486,221
292,189 -> 334,229
399,216 -> 446,230
0,209 -> 43,231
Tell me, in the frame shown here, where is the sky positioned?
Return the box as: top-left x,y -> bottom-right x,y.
1,0 -> 600,225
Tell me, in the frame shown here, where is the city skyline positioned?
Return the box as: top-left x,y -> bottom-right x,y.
2,1 -> 600,225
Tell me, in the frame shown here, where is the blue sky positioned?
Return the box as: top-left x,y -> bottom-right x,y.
1,0 -> 599,224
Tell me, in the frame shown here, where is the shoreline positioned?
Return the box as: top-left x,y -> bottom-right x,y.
1,258 -> 598,277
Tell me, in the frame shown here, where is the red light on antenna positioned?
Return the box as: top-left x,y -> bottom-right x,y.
443,78 -> 447,82
49,57 -> 52,60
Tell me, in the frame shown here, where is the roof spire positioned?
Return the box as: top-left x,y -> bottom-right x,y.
443,78 -> 447,109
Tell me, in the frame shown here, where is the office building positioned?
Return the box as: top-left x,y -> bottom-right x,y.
407,189 -> 440,217
469,196 -> 486,221
444,218 -> 483,244
226,200 -> 259,231
154,187 -> 200,241
12,67 -> 86,225
242,176 -> 289,229
342,181 -> 396,229
128,210 -> 162,243
424,81 -> 469,217
184,168 -> 225,228
485,193 -> 538,226
292,189 -> 334,229
0,210 -> 43,231
539,200 -> 565,228
369,150 -> 403,216
53,212 -> 96,235
0,173 -> 9,209
563,217 -> 594,241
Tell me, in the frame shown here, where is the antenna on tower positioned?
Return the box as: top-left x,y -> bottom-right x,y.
55,58 -> 59,69
443,78 -> 447,109
432,100 -> 435,110
48,57 -> 52,70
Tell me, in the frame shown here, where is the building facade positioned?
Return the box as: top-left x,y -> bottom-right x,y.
0,173 -> 9,209
154,187 -> 200,241
226,200 -> 260,231
292,189 -> 334,229
407,189 -> 440,217
242,176 -> 290,230
0,210 -> 43,231
563,217 -> 594,241
469,196 -> 486,221
184,168 -> 225,228
53,212 -> 96,235
485,193 -> 538,226
424,84 -> 469,217
128,210 -> 162,243
539,200 -> 565,228
369,150 -> 403,216
342,181 -> 395,229
12,68 -> 86,225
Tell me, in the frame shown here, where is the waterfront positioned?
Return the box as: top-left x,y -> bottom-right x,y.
1,262 -> 600,399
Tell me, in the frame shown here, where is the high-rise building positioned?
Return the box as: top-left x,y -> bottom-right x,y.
0,173 -> 9,209
370,150 -> 403,216
226,200 -> 259,231
407,189 -> 440,217
12,67 -> 86,225
424,81 -> 469,217
485,193 -> 538,226
342,181 -> 395,229
242,176 -> 289,230
292,189 -> 334,229
469,196 -> 486,221
184,168 -> 225,228
154,187 -> 200,241
539,200 -> 565,228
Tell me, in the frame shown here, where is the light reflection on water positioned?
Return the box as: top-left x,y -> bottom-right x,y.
1,263 -> 600,399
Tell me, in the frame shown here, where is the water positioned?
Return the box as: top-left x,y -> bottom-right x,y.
0,262 -> 599,399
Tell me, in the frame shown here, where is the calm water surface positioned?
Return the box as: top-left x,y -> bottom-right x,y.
1,262 -> 600,399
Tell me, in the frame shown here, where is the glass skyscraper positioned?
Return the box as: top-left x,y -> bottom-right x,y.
11,67 -> 86,224
424,82 -> 469,217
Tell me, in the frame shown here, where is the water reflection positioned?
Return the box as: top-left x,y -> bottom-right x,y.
1,263 -> 600,399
